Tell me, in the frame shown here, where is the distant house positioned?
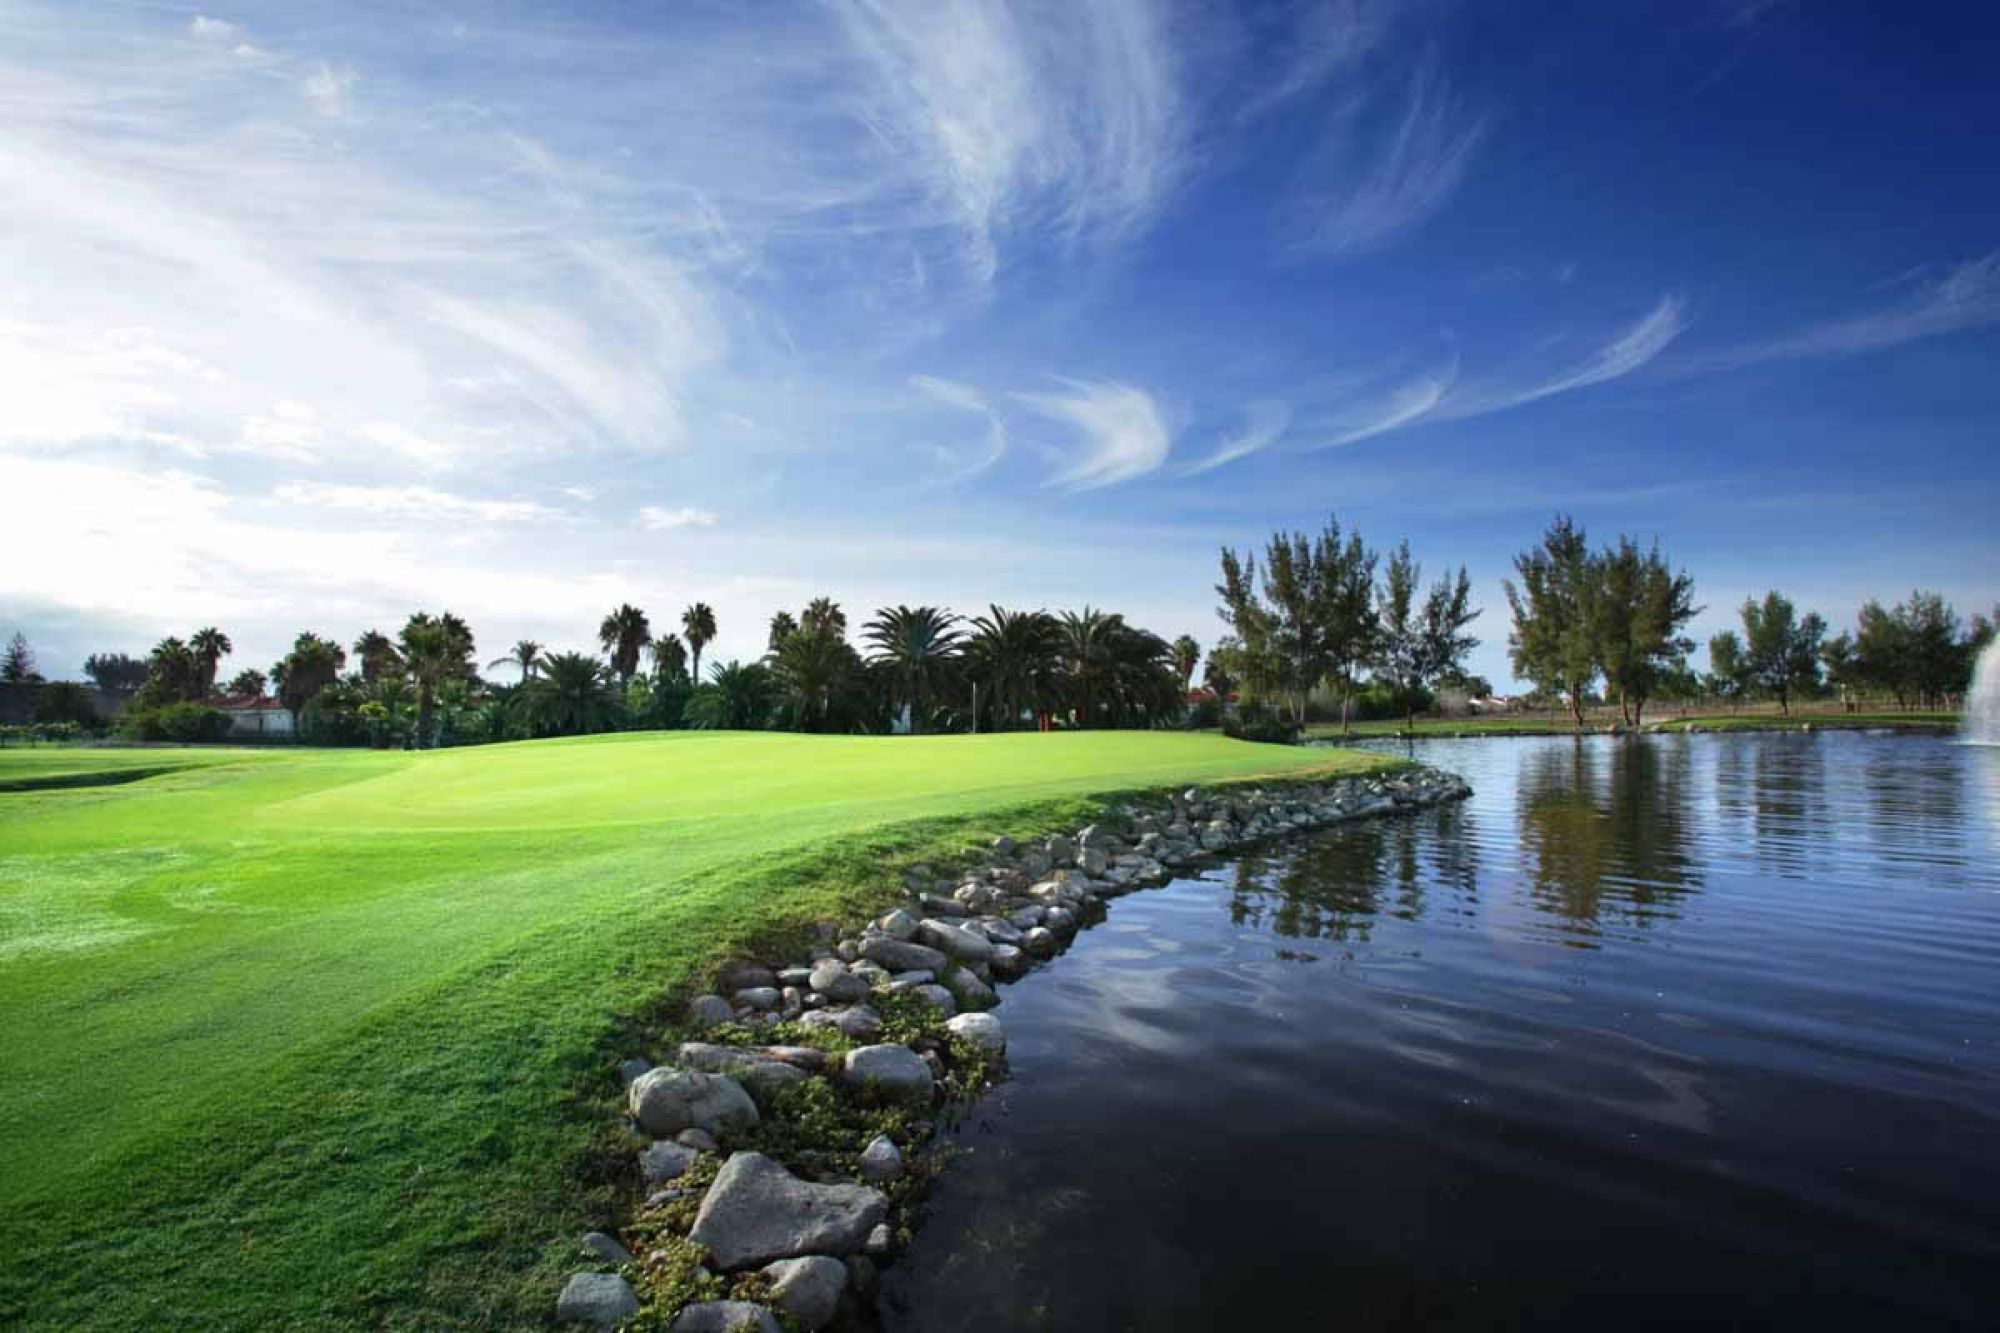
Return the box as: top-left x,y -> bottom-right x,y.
216,695 -> 294,739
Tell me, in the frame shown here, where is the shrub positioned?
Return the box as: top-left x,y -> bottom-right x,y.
119,703 -> 234,743
1222,702 -> 1301,745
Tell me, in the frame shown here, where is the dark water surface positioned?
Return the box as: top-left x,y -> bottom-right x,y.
881,734 -> 2000,1331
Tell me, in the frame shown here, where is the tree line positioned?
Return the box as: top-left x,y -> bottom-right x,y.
33,596 -> 1191,748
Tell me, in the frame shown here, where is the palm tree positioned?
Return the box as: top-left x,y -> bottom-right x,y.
353,629 -> 401,684
274,632 -> 347,723
1172,635 -> 1201,692
650,635 -> 688,681
513,651 -> 619,736
682,603 -> 718,683
685,660 -> 774,730
966,605 -> 1062,731
802,597 -> 846,636
598,603 -> 653,684
1105,620 -> 1181,726
1057,607 -> 1120,727
487,638 -> 545,681
863,605 -> 962,733
769,617 -> 864,732
225,668 -> 267,698
767,610 -> 798,653
189,627 -> 232,699
399,620 -> 454,749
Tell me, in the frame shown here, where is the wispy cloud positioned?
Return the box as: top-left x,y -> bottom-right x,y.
640,505 -> 720,530
911,373 -> 1009,481
1699,253 -> 2000,369
302,63 -> 354,118
1291,61 -> 1487,254
1017,377 -> 1171,490
1183,401 -> 1291,473
273,481 -> 557,523
1467,294 -> 1689,412
1306,363 -> 1458,447
833,0 -> 1184,279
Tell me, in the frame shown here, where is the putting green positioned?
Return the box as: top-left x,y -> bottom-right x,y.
0,730 -> 1382,1330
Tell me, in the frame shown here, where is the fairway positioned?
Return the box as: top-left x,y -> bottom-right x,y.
0,731 -> 1380,1330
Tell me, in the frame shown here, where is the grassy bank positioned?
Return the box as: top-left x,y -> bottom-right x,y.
1303,710 -> 1960,740
0,731 -> 1386,1330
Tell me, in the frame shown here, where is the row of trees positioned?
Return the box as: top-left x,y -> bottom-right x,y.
1213,516 -> 1481,734
1708,589 -> 1993,714
94,596 -> 1191,747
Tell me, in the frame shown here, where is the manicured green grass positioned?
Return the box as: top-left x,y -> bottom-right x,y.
0,745 -> 266,791
0,731 -> 1384,1331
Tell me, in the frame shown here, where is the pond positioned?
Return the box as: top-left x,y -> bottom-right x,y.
881,733 -> 2000,1330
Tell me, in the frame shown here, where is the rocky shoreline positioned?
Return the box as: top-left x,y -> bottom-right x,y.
554,765 -> 1472,1331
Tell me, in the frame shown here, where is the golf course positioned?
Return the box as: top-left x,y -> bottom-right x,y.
0,731 -> 1384,1330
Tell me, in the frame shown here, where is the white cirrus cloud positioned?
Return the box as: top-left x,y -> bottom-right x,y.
303,63 -> 355,118
1182,400 -> 1292,473
272,481 -> 557,523
1016,377 -> 1171,491
1699,252 -> 2000,369
911,373 -> 1009,481
640,505 -> 720,530
1292,62 -> 1487,254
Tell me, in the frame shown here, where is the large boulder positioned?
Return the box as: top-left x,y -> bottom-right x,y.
797,1004 -> 883,1041
761,1255 -> 849,1330
627,1067 -> 759,1137
857,1133 -> 903,1183
669,1301 -> 781,1333
840,1044 -> 934,1102
687,994 -> 735,1030
556,1272 -> 640,1327
672,1043 -> 811,1106
689,1152 -> 889,1269
916,919 -> 995,963
945,1011 -> 1007,1054
640,1140 -> 697,1185
859,936 -> 948,973
808,960 -> 869,1003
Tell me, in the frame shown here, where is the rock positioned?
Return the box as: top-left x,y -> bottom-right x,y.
669,1301 -> 781,1333
877,907 -> 919,940
676,1127 -> 720,1153
672,1043 -> 811,1105
1045,834 -> 1076,865
556,1271 -> 640,1327
988,943 -> 1029,978
1022,927 -> 1058,958
640,1139 -> 697,1185
920,894 -> 969,918
940,964 -> 997,1010
720,962 -> 778,991
628,1067 -> 759,1137
916,919 -> 995,963
1020,849 -> 1053,878
908,983 -> 956,1016
735,986 -> 781,1012
809,960 -> 869,1003
857,1133 -> 903,1183
992,834 -> 1017,854
689,1152 -> 889,1269
580,1231 -> 636,1266
865,1223 -> 894,1257
845,1254 -> 878,1296
976,917 -> 1023,945
777,965 -> 814,988
946,1011 -> 1007,1053
616,1057 -> 651,1088
798,1004 -> 884,1041
688,994 -> 735,1030
841,1044 -> 934,1101
760,1255 -> 848,1330
850,960 -> 891,989
1043,907 -> 1077,936
1079,846 -> 1110,877
860,936 -> 949,972
888,968 -> 936,986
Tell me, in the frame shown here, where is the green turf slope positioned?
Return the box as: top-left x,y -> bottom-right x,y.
0,731 -> 1382,1330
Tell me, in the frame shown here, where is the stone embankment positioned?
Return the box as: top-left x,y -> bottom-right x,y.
555,766 -> 1470,1330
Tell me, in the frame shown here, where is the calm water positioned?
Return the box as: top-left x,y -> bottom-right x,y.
881,734 -> 2000,1331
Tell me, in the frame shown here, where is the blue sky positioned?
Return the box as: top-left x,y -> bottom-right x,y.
1,0 -> 1995,689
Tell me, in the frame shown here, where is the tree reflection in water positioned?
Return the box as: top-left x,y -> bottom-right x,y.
1516,738 -> 1702,945
1223,800 -> 1480,946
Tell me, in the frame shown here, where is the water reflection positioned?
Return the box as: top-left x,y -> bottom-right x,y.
885,734 -> 2000,1333
1514,739 -> 1701,943
1223,801 -> 1480,945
